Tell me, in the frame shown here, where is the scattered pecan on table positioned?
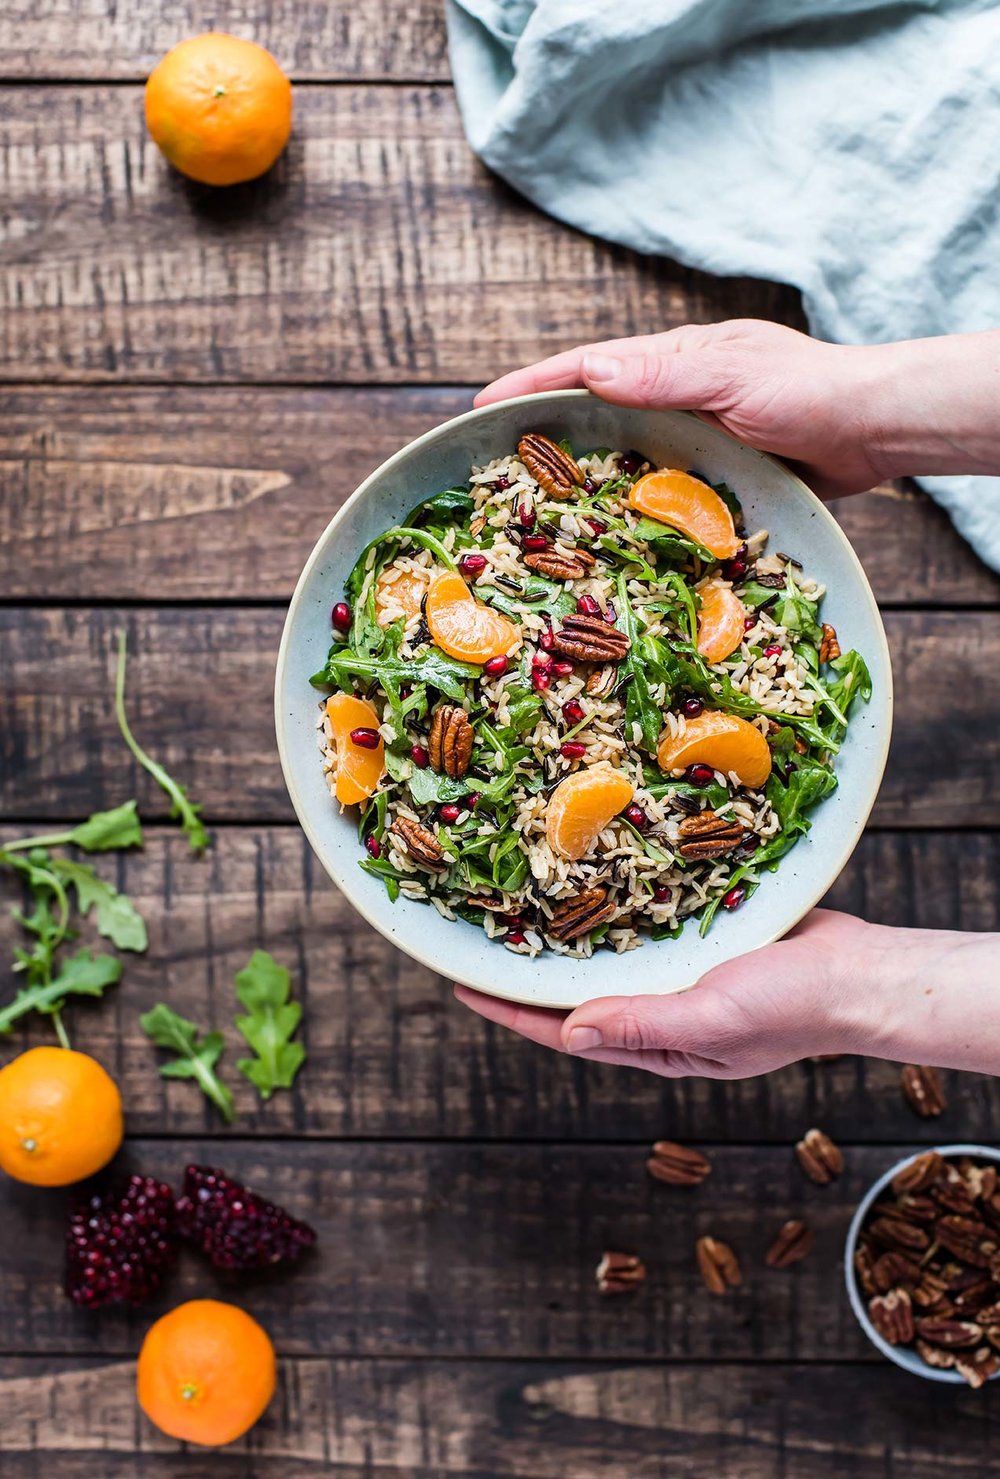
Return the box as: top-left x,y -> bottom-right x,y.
695,1236 -> 742,1295
646,1141 -> 712,1187
765,1220 -> 815,1269
794,1128 -> 844,1185
900,1063 -> 947,1118
595,1251 -> 646,1295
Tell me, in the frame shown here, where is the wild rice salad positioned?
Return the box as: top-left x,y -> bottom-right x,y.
311,433 -> 871,958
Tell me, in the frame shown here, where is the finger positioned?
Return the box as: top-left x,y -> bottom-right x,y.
473,332 -> 687,406
560,986 -> 731,1056
453,984 -> 567,1050
580,349 -> 727,411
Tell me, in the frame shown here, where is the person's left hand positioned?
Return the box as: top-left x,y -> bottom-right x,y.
454,909 -> 880,1078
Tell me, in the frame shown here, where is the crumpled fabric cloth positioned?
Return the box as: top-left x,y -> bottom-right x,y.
445,0 -> 1000,571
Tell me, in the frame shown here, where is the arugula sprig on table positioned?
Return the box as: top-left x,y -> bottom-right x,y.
140,1002 -> 235,1124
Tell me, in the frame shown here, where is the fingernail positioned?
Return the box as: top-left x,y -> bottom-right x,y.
582,353 -> 622,384
566,1026 -> 603,1052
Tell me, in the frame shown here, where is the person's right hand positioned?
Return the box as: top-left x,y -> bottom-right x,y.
475,319 -> 891,499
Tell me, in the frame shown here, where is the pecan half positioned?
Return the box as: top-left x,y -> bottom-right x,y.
974,1300 -> 1000,1327
893,1193 -> 939,1225
551,613 -> 630,663
547,886 -> 616,942
819,622 -> 841,664
963,1162 -> 998,1202
873,1251 -> 923,1292
914,1317 -> 982,1349
390,817 -> 447,872
915,1338 -> 956,1370
523,548 -> 597,581
854,1243 -> 879,1298
765,1220 -> 814,1269
932,1171 -> 977,1216
935,1216 -> 999,1269
646,1140 -> 711,1187
868,1289 -> 914,1346
696,1236 -> 742,1294
518,433 -> 584,499
900,1063 -> 946,1118
891,1150 -> 944,1197
428,704 -> 474,779
794,1128 -> 844,1185
585,665 -> 616,697
953,1347 -> 1000,1389
868,1214 -> 931,1253
677,810 -> 745,860
952,1278 -> 996,1314
595,1250 -> 646,1294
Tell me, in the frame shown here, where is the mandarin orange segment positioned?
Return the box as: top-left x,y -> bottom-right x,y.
325,693 -> 385,806
425,570 -> 519,665
657,712 -> 772,789
545,766 -> 636,861
696,582 -> 747,664
375,565 -> 428,627
629,469 -> 740,559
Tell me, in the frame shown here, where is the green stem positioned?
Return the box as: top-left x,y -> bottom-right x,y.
1,830 -> 75,854
51,1011 -> 71,1051
115,632 -> 175,796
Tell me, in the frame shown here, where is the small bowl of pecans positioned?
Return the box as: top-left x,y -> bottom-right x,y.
845,1144 -> 1000,1387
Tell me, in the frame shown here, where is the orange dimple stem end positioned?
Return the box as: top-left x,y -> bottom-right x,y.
545,767 -> 636,862
629,469 -> 739,559
696,583 -> 747,665
425,571 -> 518,665
657,712 -> 772,789
325,694 -> 385,806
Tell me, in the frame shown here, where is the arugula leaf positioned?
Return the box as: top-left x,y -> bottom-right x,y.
314,643 -> 479,705
741,575 -> 822,642
407,486 -> 475,528
2,802 -> 144,856
479,575 -> 576,622
712,481 -> 743,524
0,949 -> 122,1035
139,1003 -> 234,1124
51,859 -> 148,953
115,632 -> 210,853
501,682 -> 543,738
632,516 -> 714,565
614,574 -> 663,754
233,949 -> 306,1101
405,765 -> 469,807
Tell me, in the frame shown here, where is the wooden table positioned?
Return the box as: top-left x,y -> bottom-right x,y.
1,6 -> 999,1473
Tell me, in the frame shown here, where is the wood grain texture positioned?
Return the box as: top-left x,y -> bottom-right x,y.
0,0 -> 449,81
0,85 -> 805,383
1,827 -> 997,1142
1,385 -> 996,605
0,608 -> 995,825
1,1357 -> 995,1476
0,1141 -> 973,1360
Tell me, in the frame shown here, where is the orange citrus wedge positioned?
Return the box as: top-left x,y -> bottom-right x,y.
629,469 -> 740,559
425,570 -> 518,664
325,693 -> 385,806
546,766 -> 636,861
696,582 -> 746,664
657,712 -> 771,788
375,566 -> 428,627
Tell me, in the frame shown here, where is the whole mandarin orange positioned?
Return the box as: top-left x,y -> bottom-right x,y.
145,33 -> 292,187
137,1299 -> 277,1447
0,1046 -> 123,1186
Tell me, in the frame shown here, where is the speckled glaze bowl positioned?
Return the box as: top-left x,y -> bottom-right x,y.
845,1145 -> 1000,1384
275,391 -> 892,1007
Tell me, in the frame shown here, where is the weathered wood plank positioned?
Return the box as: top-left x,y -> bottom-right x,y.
0,827 -> 997,1142
0,85 -> 805,383
0,0 -> 449,81
0,1141 -> 975,1359
1,385 -> 996,605
0,1357 -> 993,1476
0,608 -> 994,826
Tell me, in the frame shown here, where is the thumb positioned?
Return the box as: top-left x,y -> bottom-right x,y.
581,350 -> 725,411
560,985 -> 731,1057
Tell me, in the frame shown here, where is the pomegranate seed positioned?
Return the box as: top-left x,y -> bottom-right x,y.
764,644 -> 782,659
624,803 -> 648,830
410,744 -> 429,769
483,654 -> 508,676
522,534 -> 549,552
561,741 -> 587,760
585,517 -> 607,535
620,451 -> 645,475
538,626 -> 555,651
439,803 -> 462,823
495,475 -> 510,491
743,615 -> 757,632
583,478 -> 597,494
562,699 -> 584,724
365,835 -> 382,859
686,763 -> 716,787
498,913 -> 522,929
532,669 -> 551,692
576,594 -> 600,616
518,501 -> 535,528
505,931 -> 526,946
350,727 -> 381,749
467,792 -> 481,810
652,884 -> 670,903
551,659 -> 574,677
459,553 -> 487,578
723,557 -> 748,582
532,649 -> 553,671
331,602 -> 352,633
604,603 -> 617,624
721,885 -> 746,912
682,697 -> 704,718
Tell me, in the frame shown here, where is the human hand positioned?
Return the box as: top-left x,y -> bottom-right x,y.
454,910 -> 1000,1080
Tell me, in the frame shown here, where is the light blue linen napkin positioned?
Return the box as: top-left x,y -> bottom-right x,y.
446,0 -> 1000,570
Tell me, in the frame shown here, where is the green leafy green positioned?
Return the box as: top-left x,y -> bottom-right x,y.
405,766 -> 469,807
0,949 -> 122,1036
314,642 -> 478,706
51,859 -> 148,952
115,632 -> 209,853
407,486 -> 475,528
632,516 -> 714,566
614,574 -> 663,754
741,575 -> 822,642
140,1003 -> 235,1124
479,575 -> 576,622
233,949 -> 306,1101
1,802 -> 144,856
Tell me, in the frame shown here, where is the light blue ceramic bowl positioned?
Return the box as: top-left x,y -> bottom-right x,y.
845,1145 -> 1000,1384
274,391 -> 892,1007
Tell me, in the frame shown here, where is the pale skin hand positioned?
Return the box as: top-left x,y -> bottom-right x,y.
459,320 -> 1000,1077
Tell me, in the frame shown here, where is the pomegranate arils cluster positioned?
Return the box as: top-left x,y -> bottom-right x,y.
65,1174 -> 177,1309
176,1165 -> 317,1272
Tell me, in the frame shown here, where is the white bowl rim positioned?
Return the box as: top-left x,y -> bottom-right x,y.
844,1143 -> 1000,1384
274,389 -> 893,1006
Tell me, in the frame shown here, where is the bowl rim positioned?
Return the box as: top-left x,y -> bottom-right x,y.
844,1143 -> 1000,1384
274,389 -> 893,1005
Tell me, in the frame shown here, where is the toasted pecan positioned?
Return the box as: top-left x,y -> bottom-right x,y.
390,817 -> 447,872
547,886 -> 616,942
428,704 -> 474,779
518,432 -> 585,498
677,809 -> 746,860
551,613 -> 630,663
